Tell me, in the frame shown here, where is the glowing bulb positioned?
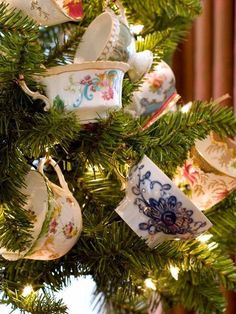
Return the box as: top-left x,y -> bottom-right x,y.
22,285 -> 33,297
130,24 -> 144,34
144,278 -> 156,291
181,102 -> 192,113
169,265 -> 180,280
197,234 -> 213,243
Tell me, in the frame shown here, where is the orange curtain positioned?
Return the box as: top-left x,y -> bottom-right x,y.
170,1 -> 235,314
172,0 -> 234,108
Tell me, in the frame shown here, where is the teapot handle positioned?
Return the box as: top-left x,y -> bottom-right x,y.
18,75 -> 51,111
38,157 -> 72,196
104,0 -> 128,25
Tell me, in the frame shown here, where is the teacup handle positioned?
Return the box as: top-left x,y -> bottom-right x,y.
38,157 -> 72,196
18,75 -> 51,111
104,0 -> 128,25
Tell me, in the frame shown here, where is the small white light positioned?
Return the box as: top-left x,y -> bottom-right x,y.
22,285 -> 33,297
130,24 -> 144,35
144,278 -> 156,291
197,234 -> 213,243
169,265 -> 180,280
181,102 -> 192,113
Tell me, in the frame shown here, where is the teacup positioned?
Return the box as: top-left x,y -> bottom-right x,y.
25,157 -> 82,260
127,60 -> 178,117
0,170 -> 49,260
174,156 -> 236,211
195,132 -> 236,178
1,158 -> 83,261
115,155 -> 212,248
74,6 -> 153,82
19,61 -> 129,124
3,0 -> 83,26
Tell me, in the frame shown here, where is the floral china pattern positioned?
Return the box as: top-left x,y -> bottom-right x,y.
131,164 -> 207,236
195,135 -> 236,178
62,0 -> 83,19
61,70 -> 119,109
137,61 -> 176,116
174,159 -> 236,210
28,194 -> 79,260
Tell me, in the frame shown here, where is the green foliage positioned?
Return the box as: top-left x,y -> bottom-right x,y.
0,287 -> 68,314
0,0 -> 236,314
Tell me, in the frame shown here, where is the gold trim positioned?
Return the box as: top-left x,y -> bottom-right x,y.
43,61 -> 130,77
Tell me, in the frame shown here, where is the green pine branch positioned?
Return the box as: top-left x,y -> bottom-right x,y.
0,3 -> 44,83
1,287 -> 68,314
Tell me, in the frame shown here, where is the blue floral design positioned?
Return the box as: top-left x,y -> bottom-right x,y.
131,164 -> 207,236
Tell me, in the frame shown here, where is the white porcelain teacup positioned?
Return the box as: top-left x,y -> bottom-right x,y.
0,169 -> 49,260
19,61 -> 129,124
128,60 -> 178,117
173,156 -> 236,211
3,0 -> 83,26
195,133 -> 236,178
115,155 -> 212,248
0,158 -> 83,261
25,157 -> 82,260
74,3 -> 153,82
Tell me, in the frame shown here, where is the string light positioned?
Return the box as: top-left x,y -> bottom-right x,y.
22,284 -> 33,297
197,234 -> 213,243
181,102 -> 192,113
130,24 -> 144,35
144,278 -> 156,291
169,265 -> 180,280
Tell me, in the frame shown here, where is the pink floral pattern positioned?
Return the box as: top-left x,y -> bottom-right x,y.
174,158 -> 236,210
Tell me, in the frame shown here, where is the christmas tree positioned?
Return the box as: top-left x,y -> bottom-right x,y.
0,1 -> 236,313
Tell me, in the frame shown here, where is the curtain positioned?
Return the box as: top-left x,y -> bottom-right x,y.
172,0 -> 234,107
170,0 -> 235,313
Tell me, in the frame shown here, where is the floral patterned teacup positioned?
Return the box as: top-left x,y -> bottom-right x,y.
4,0 -> 83,26
127,60 -> 178,117
0,170 -> 49,260
115,155 -> 212,248
195,133 -> 236,178
25,158 -> 82,260
20,61 -> 129,124
173,157 -> 236,211
74,4 -> 153,82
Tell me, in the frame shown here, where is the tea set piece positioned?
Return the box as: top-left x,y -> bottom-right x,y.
195,132 -> 236,178
127,60 -> 178,118
173,155 -> 236,211
115,155 -> 212,248
74,1 -> 153,82
0,170 -> 49,260
2,0 -> 83,26
19,61 -> 129,124
26,157 -> 82,260
0,158 -> 83,261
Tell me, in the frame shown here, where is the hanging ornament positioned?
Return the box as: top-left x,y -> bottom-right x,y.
0,158 -> 83,261
3,0 -> 83,26
73,0 -> 153,82
195,132 -> 236,178
0,170 -> 49,260
115,155 -> 212,248
174,133 -> 236,210
19,61 -> 129,124
125,60 -> 180,131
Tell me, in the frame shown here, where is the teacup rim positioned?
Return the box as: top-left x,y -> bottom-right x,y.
43,61 -> 130,76
74,11 -> 118,62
